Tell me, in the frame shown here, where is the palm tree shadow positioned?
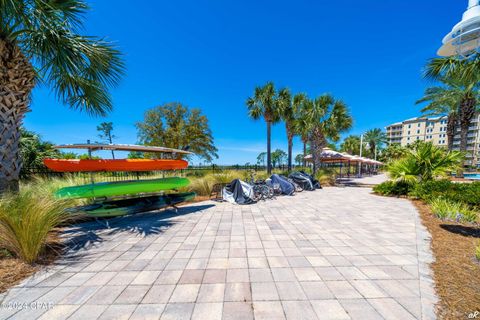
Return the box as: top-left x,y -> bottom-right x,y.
59,204 -> 215,261
440,224 -> 480,238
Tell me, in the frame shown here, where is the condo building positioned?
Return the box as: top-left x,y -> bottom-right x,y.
385,114 -> 480,167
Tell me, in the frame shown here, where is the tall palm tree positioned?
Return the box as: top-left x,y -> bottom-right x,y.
340,135 -> 361,155
293,102 -> 311,167
424,57 -> 480,176
425,54 -> 480,84
246,82 -> 280,174
0,0 -> 124,193
278,88 -> 306,171
364,128 -> 387,159
304,95 -> 353,173
416,78 -> 461,151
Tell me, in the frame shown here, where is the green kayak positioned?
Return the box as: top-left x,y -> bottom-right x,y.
74,192 -> 196,218
55,177 -> 190,199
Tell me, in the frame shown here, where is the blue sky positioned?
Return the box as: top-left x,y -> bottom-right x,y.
25,0 -> 465,165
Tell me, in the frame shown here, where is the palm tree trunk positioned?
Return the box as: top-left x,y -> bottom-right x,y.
446,114 -> 456,151
457,97 -> 476,177
310,127 -> 327,174
0,40 -> 36,194
286,124 -> 293,171
267,121 -> 272,174
108,134 -> 115,159
302,139 -> 307,167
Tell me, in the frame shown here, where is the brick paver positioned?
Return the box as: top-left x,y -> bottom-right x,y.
0,187 -> 437,319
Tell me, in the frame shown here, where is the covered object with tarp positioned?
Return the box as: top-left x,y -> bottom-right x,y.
289,172 -> 316,191
269,174 -> 295,195
223,179 -> 255,204
299,171 -> 321,189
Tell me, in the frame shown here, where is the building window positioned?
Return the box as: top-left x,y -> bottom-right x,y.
417,130 -> 420,134
407,131 -> 410,135
408,124 -> 411,128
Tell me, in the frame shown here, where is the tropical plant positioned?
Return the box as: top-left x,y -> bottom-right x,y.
387,142 -> 463,183
373,180 -> 412,196
340,135 -> 361,155
364,128 -> 387,159
19,129 -> 60,178
303,95 -> 353,173
278,88 -> 306,171
378,143 -> 408,163
0,0 -> 124,193
424,56 -> 480,177
410,179 -> 480,208
97,122 -> 116,159
271,149 -> 287,168
256,152 -> 266,166
0,186 -> 71,264
425,53 -> 480,85
136,102 -> 218,162
429,198 -> 477,223
293,109 -> 311,167
246,82 -> 280,174
416,77 -> 460,150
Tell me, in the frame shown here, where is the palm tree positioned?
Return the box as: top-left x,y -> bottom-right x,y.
246,82 -> 280,174
293,100 -> 312,167
387,142 -> 463,183
304,95 -> 353,173
0,0 -> 124,193
416,78 -> 461,151
424,57 -> 480,176
340,135 -> 361,155
364,128 -> 387,159
278,88 -> 306,171
425,54 -> 480,84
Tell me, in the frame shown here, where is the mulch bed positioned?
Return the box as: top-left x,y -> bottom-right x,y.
0,256 -> 36,294
413,200 -> 480,319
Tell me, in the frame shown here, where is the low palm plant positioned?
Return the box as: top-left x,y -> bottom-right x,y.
387,142 -> 463,183
429,198 -> 477,223
0,186 -> 72,264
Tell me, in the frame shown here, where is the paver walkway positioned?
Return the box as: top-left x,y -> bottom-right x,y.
0,187 -> 437,320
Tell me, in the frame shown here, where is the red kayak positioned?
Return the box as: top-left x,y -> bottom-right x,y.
44,159 -> 188,172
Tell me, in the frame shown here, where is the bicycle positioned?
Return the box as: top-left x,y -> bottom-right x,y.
249,173 -> 275,201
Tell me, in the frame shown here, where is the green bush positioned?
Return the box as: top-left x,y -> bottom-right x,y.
476,243 -> 480,261
428,198 -> 476,222
386,142 -> 463,184
315,169 -> 336,186
373,181 -> 412,196
410,180 -> 480,208
0,186 -> 72,264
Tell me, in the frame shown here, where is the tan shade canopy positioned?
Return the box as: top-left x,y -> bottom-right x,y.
304,149 -> 383,165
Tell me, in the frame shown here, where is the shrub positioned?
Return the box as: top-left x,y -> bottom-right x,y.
0,186 -> 72,264
429,198 -> 477,223
373,181 -> 412,196
315,169 -> 336,186
387,142 -> 463,183
476,243 -> 480,261
461,210 -> 478,224
410,180 -> 480,208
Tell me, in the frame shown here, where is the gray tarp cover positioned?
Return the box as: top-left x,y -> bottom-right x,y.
270,174 -> 295,195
